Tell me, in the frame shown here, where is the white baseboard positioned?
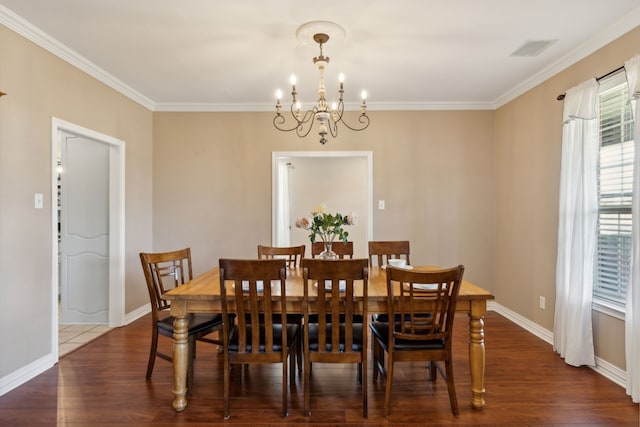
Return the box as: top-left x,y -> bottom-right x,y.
0,304 -> 151,397
0,354 -> 56,397
593,355 -> 627,387
489,301 -> 554,345
125,303 -> 150,325
488,301 -> 627,388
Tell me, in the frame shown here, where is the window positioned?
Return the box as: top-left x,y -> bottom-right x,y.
594,72 -> 634,313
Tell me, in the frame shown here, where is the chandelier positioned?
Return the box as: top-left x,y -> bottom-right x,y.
273,24 -> 369,145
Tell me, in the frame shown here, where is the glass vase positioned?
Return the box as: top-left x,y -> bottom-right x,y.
318,241 -> 338,260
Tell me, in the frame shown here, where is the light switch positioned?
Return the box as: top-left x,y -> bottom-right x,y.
378,200 -> 385,210
34,193 -> 43,209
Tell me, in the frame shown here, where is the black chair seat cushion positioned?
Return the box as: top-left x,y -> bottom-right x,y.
248,313 -> 303,324
307,314 -> 364,324
370,321 -> 445,350
307,323 -> 364,352
228,324 -> 299,352
158,313 -> 224,335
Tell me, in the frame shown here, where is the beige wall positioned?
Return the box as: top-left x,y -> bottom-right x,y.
495,26 -> 640,369
0,25 -> 153,376
152,110 -> 496,286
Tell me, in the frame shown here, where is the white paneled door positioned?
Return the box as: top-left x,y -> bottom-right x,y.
59,132 -> 110,324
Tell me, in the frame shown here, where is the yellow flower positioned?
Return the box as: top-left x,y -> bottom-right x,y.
311,203 -> 328,216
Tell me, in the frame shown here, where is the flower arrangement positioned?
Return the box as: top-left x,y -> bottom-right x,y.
295,204 -> 357,244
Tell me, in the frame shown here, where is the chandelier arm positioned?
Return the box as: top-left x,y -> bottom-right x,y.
294,110 -> 317,138
273,106 -> 318,134
328,119 -> 338,138
273,115 -> 304,133
330,100 -> 370,132
336,113 -> 370,132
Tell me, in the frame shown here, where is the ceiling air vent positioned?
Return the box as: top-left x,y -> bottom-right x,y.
510,40 -> 557,57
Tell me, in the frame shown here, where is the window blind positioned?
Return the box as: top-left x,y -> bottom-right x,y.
595,74 -> 634,306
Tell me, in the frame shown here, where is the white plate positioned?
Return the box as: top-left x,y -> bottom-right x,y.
315,280 -> 347,292
382,265 -> 413,270
406,283 -> 437,290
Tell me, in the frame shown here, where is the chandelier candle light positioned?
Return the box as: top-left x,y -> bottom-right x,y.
274,22 -> 370,145
295,204 -> 357,259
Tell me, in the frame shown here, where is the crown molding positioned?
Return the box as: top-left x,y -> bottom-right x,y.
366,101 -> 496,111
0,4 -> 155,110
154,102 -> 272,112
495,5 -> 640,108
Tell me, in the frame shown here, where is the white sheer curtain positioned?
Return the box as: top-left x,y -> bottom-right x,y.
275,160 -> 291,247
625,54 -> 640,403
554,78 -> 599,367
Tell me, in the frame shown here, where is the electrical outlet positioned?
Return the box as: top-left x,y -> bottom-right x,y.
539,296 -> 546,310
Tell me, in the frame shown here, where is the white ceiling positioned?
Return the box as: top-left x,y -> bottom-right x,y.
1,0 -> 639,111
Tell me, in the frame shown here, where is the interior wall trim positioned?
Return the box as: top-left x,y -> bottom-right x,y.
490,302 -> 627,389
0,354 -> 55,397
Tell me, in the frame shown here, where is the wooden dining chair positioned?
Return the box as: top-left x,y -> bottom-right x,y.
301,258 -> 369,418
368,241 -> 411,322
257,244 -> 305,268
218,258 -> 300,419
257,244 -> 304,373
367,240 -> 410,267
370,265 -> 465,417
139,248 -> 224,392
311,241 -> 354,259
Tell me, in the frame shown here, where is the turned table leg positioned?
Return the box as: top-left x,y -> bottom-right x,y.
172,306 -> 190,412
468,300 -> 487,410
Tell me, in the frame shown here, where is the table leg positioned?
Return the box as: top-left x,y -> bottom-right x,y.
468,300 -> 487,410
172,313 -> 189,412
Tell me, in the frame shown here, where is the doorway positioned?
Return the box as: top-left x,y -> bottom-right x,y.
51,118 -> 125,359
272,151 -> 373,258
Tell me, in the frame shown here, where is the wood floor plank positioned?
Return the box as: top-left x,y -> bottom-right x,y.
0,312 -> 637,425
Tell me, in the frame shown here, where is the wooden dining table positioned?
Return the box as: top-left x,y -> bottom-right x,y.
162,264 -> 495,412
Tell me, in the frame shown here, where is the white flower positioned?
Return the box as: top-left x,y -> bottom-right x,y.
345,212 -> 358,226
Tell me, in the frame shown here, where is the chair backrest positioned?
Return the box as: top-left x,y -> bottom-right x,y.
302,258 -> 368,355
257,244 -> 305,268
219,258 -> 288,354
311,241 -> 354,259
139,248 -> 193,316
384,265 -> 464,346
368,241 -> 410,266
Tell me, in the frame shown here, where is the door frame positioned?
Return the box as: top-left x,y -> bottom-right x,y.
50,118 -> 126,358
271,151 -> 373,248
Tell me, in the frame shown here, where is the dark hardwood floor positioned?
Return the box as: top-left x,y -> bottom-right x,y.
0,312 -> 637,426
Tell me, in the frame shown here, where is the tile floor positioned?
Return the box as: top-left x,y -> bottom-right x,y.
59,323 -> 112,357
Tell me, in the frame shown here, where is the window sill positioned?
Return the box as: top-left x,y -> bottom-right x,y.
592,299 -> 625,320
